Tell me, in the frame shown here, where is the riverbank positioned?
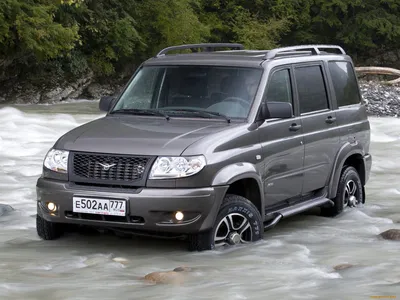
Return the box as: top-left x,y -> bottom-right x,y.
359,80 -> 400,117
1,78 -> 399,118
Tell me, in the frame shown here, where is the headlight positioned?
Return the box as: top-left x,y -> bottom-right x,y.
149,156 -> 206,179
44,149 -> 69,173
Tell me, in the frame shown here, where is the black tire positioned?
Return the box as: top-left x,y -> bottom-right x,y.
321,166 -> 364,217
36,214 -> 64,240
188,194 -> 263,251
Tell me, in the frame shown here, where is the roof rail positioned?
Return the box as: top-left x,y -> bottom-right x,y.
265,44 -> 346,60
156,43 -> 245,57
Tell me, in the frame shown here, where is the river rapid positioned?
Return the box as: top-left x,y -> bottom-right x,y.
0,101 -> 399,300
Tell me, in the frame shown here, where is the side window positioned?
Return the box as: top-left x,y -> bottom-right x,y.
294,65 -> 329,114
328,61 -> 361,106
265,68 -> 293,112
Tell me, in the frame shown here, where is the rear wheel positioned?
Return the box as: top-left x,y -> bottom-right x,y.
36,214 -> 64,240
188,194 -> 263,251
322,166 -> 364,217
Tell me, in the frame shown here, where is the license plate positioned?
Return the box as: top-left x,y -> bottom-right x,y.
73,197 -> 126,216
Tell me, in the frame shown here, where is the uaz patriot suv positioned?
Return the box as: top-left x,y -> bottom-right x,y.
36,43 -> 372,251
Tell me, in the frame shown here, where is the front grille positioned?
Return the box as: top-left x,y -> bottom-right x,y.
70,152 -> 152,186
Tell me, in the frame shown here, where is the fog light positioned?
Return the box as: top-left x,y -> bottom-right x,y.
175,211 -> 184,221
47,202 -> 57,212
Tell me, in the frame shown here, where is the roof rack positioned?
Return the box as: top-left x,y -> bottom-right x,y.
265,44 -> 346,60
156,43 -> 245,57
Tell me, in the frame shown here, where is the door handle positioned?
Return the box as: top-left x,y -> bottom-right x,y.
289,123 -> 302,132
325,116 -> 336,124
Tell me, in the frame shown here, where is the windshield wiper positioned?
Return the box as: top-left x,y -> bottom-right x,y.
110,108 -> 170,120
165,108 -> 231,123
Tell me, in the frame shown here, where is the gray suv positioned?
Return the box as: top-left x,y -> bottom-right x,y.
36,43 -> 372,251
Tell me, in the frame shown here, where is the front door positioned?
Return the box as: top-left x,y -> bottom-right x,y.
258,67 -> 305,207
292,63 -> 340,195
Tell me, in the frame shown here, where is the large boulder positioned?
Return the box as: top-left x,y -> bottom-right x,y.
380,229 -> 400,241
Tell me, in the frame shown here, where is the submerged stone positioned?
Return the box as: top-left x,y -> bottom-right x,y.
0,204 -> 13,217
380,229 -> 400,241
333,264 -> 354,271
143,266 -> 192,285
143,271 -> 186,285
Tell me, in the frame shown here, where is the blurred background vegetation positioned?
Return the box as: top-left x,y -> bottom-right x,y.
1,0 -> 399,88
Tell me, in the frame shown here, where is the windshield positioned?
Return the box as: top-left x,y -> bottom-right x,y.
111,65 -> 263,120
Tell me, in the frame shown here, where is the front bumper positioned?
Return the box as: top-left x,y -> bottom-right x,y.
36,177 -> 228,235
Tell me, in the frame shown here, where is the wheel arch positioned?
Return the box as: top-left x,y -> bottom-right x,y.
328,142 -> 366,199
212,163 -> 265,220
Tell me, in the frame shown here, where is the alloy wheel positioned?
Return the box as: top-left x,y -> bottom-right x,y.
214,213 -> 253,247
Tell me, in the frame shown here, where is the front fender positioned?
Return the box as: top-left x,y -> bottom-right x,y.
211,162 -> 265,218
328,141 -> 365,198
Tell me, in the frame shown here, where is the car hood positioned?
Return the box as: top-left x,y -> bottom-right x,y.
54,115 -> 233,156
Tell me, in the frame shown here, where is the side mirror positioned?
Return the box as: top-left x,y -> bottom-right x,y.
267,101 -> 293,119
256,101 -> 293,122
99,96 -> 115,112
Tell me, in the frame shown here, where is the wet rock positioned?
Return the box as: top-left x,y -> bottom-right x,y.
112,257 -> 129,265
173,266 -> 192,272
0,204 -> 14,217
379,229 -> 400,241
83,83 -> 116,99
143,266 -> 192,285
42,86 -> 76,102
143,271 -> 186,285
333,263 -> 354,271
68,74 -> 93,99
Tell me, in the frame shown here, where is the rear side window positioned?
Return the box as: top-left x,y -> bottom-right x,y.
294,65 -> 329,114
328,61 -> 361,106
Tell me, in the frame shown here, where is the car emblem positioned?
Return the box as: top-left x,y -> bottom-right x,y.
97,163 -> 116,171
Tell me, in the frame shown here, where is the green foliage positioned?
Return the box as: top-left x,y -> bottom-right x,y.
136,0 -> 210,56
269,0 -> 400,57
0,0 -> 399,86
0,0 -> 79,62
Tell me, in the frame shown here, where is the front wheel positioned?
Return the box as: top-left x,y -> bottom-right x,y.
36,214 -> 64,240
321,166 -> 364,217
188,194 -> 263,251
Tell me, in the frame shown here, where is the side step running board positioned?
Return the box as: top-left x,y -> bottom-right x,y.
278,197 -> 334,218
264,197 -> 334,230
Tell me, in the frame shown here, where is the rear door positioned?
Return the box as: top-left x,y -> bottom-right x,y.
326,60 -> 369,147
292,63 -> 340,195
259,66 -> 305,206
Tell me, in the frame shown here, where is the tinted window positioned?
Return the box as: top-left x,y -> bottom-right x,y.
266,69 -> 293,107
112,66 -> 263,119
295,65 -> 329,114
329,61 -> 361,106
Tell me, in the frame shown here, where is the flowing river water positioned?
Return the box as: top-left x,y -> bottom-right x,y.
0,101 -> 399,300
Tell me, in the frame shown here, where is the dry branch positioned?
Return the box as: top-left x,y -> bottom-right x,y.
355,66 -> 400,84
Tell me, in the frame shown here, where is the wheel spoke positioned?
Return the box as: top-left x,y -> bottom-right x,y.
346,181 -> 357,196
239,223 -> 252,243
214,217 -> 230,242
238,219 -> 250,235
227,214 -> 244,231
